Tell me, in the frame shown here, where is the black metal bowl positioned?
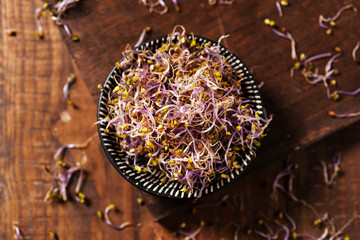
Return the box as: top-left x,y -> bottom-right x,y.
97,35 -> 266,199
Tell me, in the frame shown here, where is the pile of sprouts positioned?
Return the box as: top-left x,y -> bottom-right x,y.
101,26 -> 271,196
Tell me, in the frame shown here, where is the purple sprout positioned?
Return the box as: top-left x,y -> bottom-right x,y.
318,4 -> 357,34
288,188 -> 319,217
34,8 -> 44,38
294,233 -> 318,240
43,163 -> 81,202
44,133 -> 97,203
304,52 -> 332,66
282,209 -> 297,232
177,221 -> 205,240
253,229 -> 274,239
295,51 -> 339,95
328,110 -> 360,118
140,0 -> 169,15
272,163 -> 293,197
63,73 -> 76,106
272,163 -> 320,217
325,52 -> 341,74
34,0 -> 80,41
296,52 -> 333,83
51,16 -> 79,41
177,224 -> 203,240
273,219 -> 290,240
329,215 -> 360,240
335,87 -> 360,97
276,1 -> 283,18
352,41 -> 360,63
318,15 -> 332,30
53,0 -> 80,18
172,0 -> 180,12
97,204 -> 134,230
319,153 -> 342,187
135,27 -> 151,47
49,232 -> 59,240
319,4 -> 357,26
53,133 -> 97,162
251,218 -> 276,240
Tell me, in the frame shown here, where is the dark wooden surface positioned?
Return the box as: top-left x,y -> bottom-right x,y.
1,0 -> 360,239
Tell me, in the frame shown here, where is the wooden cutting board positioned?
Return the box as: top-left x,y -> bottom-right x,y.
58,0 -> 360,219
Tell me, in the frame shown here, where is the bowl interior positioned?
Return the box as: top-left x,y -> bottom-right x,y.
97,35 -> 265,199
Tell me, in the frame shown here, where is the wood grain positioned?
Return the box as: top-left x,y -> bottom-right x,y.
1,0 -> 360,239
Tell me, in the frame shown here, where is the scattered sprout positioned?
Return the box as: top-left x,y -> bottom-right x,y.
330,216 -> 360,240
63,73 -> 76,106
35,8 -> 44,38
276,1 -> 284,18
43,162 -> 81,202
13,225 -> 22,240
35,0 -> 80,41
140,0 -> 233,14
172,0 -> 181,12
136,197 -> 145,205
232,223 -> 241,240
264,19 -> 298,61
271,163 -> 293,198
252,221 -> 276,239
97,204 -> 134,230
135,26 -> 152,47
5,29 -> 16,36
272,163 -> 319,216
319,4 -> 358,34
43,133 -> 97,203
140,0 -> 169,15
177,224 -> 203,240
352,41 -> 360,63
208,0 -> 234,5
49,232 -> 59,240
258,81 -> 265,89
328,110 -> 360,118
102,25 -> 271,197
273,219 -> 290,240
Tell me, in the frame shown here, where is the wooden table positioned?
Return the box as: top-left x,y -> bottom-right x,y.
1,0 -> 360,239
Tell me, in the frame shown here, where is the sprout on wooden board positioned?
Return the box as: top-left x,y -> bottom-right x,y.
100,25 -> 271,197
97,204 -> 134,230
35,0 -> 80,41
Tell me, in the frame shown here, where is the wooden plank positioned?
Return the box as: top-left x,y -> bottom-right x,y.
0,1 -> 139,239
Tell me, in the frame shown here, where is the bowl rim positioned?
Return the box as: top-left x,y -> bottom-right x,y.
97,34 -> 265,199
